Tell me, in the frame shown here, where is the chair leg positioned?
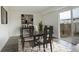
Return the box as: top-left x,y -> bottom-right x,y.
50,40 -> 52,52
38,42 -> 40,51
22,41 -> 24,50
43,43 -> 45,52
46,41 -> 48,48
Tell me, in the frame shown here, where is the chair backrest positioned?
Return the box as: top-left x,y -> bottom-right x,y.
43,25 -> 53,42
29,26 -> 34,36
49,26 -> 53,38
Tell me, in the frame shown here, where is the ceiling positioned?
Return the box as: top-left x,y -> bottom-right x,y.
4,6 -> 65,13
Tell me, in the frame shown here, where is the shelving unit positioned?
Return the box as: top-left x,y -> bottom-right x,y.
20,14 -> 34,38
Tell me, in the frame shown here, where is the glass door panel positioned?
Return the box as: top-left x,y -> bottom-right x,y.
72,8 -> 79,37
60,11 -> 72,38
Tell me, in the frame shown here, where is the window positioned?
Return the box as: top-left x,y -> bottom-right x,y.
60,10 -> 71,20
73,8 -> 79,18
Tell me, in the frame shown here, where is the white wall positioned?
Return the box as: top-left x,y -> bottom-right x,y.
0,6 -> 42,51
4,7 -> 42,37
42,11 -> 59,38
0,6 -> 43,51
0,6 -> 1,24
0,6 -> 9,51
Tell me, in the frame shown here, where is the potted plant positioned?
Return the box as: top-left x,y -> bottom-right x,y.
38,21 -> 43,33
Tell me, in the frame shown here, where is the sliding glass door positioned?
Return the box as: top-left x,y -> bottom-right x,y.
60,10 -> 72,38
72,8 -> 79,37
60,7 -> 79,44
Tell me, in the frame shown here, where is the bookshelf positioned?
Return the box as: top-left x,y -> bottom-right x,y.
20,14 -> 34,37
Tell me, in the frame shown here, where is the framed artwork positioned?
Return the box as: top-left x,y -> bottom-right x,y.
21,14 -> 33,24
1,6 -> 8,24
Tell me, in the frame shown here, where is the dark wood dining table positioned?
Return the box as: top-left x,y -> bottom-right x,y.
32,32 -> 44,46
32,31 -> 57,51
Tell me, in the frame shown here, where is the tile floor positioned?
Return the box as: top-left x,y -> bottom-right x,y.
2,36 -> 79,52
18,38 -> 73,52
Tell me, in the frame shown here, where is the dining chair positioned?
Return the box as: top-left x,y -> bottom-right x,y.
33,25 -> 53,52
43,25 -> 53,52
20,26 -> 34,50
29,26 -> 34,37
33,33 -> 44,51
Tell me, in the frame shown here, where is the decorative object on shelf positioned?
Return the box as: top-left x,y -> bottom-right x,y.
21,14 -> 33,28
1,6 -> 8,24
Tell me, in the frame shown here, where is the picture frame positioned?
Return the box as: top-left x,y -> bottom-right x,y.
1,6 -> 8,24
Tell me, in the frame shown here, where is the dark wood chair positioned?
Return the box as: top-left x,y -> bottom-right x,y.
29,26 -> 34,37
43,25 -> 53,52
20,26 -> 34,50
33,25 -> 53,52
49,26 -> 53,52
32,32 -> 44,51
